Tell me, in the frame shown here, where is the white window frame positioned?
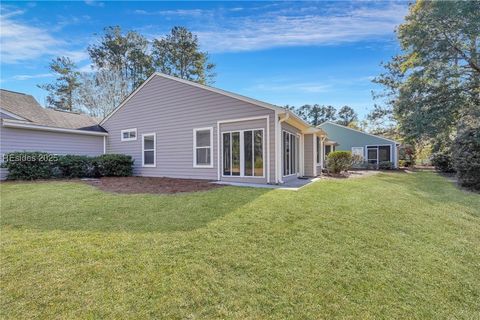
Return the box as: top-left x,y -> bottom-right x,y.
221,128 -> 265,178
282,130 -> 300,177
193,127 -> 214,168
351,147 -> 364,160
121,128 -> 137,142
142,133 -> 156,167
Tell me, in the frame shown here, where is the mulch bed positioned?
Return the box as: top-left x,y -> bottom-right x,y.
83,176 -> 224,194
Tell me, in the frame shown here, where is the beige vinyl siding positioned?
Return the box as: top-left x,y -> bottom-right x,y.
303,134 -> 315,177
102,75 -> 277,182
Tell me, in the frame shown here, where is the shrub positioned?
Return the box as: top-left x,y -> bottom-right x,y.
326,151 -> 353,174
379,161 -> 393,170
399,159 -> 414,167
2,152 -> 134,180
452,124 -> 480,191
95,154 -> 133,177
1,152 -> 58,180
57,155 -> 95,178
431,151 -> 455,173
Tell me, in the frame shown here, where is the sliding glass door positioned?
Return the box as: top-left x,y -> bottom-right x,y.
283,131 -> 299,176
222,129 -> 264,177
367,145 -> 391,166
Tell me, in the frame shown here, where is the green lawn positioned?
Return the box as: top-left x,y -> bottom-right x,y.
1,172 -> 479,319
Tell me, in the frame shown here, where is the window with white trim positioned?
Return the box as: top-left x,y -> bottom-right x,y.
283,131 -> 299,176
121,128 -> 137,141
222,129 -> 264,177
142,133 -> 156,167
193,127 -> 213,167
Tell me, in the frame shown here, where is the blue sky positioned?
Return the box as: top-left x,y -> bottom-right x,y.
0,1 -> 409,118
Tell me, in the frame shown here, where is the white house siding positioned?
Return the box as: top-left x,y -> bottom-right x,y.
102,75 -> 277,183
0,126 -> 104,179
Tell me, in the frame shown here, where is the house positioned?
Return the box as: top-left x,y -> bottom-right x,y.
317,121 -> 400,168
0,89 -> 107,179
100,73 -> 327,184
1,74 -> 328,184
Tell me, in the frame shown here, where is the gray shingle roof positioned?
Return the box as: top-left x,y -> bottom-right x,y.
0,89 -> 105,132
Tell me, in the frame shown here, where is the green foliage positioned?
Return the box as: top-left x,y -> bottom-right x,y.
57,155 -> 96,178
94,154 -> 134,177
1,152 -> 58,180
336,106 -> 358,126
431,151 -> 455,173
374,1 -> 480,153
378,161 -> 394,170
38,56 -> 80,111
326,151 -> 353,174
152,26 -> 215,85
2,152 -> 133,180
452,120 -> 480,191
399,159 -> 413,168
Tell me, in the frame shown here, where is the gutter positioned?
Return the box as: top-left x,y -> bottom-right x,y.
2,119 -> 108,136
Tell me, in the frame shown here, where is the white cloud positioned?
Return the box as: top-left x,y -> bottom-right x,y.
84,0 -> 104,8
0,8 -> 88,64
133,9 -> 207,17
12,73 -> 52,80
194,3 -> 408,53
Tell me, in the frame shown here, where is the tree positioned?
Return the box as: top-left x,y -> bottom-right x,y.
75,70 -> 128,118
336,106 -> 358,126
88,26 -> 153,95
374,1 -> 479,149
295,104 -> 336,126
38,57 -> 80,111
152,26 -> 215,84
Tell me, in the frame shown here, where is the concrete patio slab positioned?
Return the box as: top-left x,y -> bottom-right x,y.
212,177 -> 320,191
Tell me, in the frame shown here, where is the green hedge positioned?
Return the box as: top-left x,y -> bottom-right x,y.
2,152 -> 133,180
431,151 -> 455,173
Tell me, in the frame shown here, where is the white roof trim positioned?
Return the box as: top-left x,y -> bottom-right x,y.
318,121 -> 400,144
0,108 -> 27,121
2,119 -> 108,136
100,72 -> 314,129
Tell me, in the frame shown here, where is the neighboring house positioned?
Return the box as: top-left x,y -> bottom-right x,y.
317,121 -> 400,168
101,73 -> 327,184
0,89 -> 107,179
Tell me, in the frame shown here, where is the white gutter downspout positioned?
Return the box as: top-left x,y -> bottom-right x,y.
275,112 -> 289,184
320,136 -> 327,172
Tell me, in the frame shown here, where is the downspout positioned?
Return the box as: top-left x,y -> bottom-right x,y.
276,112 -> 289,184
320,136 -> 326,172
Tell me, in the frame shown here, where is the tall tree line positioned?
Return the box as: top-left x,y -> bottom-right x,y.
287,104 -> 359,128
39,26 -> 215,117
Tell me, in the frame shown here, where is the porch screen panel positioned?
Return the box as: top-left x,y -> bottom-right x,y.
223,133 -> 231,175
253,130 -> 263,176
367,147 -> 378,165
232,132 -> 240,176
379,146 -> 391,162
244,131 -> 253,176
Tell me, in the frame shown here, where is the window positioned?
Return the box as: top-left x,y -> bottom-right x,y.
193,127 -> 213,167
351,147 -> 364,160
142,133 -> 156,167
222,129 -> 264,177
121,128 -> 137,141
283,131 -> 299,176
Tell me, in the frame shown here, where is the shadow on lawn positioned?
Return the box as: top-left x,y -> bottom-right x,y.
0,182 -> 271,233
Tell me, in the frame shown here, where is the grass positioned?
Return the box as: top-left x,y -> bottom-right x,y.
1,172 -> 479,319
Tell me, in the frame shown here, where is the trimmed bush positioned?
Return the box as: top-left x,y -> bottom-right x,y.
2,152 -> 133,180
1,152 -> 58,180
95,154 -> 133,177
431,151 -> 455,173
326,151 -> 353,174
379,161 -> 393,170
57,155 -> 96,178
